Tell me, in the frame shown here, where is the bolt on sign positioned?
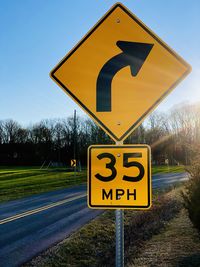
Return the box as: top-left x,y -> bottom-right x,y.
50,3 -> 191,142
88,145 -> 151,209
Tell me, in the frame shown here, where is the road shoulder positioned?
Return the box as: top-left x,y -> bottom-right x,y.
128,208 -> 200,267
24,187 -> 184,267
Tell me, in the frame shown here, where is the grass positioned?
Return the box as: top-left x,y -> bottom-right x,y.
0,167 -> 86,202
24,187 -> 184,267
152,165 -> 184,174
0,165 -> 184,203
128,209 -> 200,267
25,186 -> 200,267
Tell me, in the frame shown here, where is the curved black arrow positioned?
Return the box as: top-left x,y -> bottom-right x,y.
96,41 -> 153,112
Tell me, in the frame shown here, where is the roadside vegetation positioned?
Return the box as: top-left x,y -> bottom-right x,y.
128,209 -> 200,267
0,165 -> 183,202
182,153 -> 200,232
152,165 -> 184,174
25,186 -> 185,267
1,102 -> 200,168
0,101 -> 196,203
0,167 -> 86,202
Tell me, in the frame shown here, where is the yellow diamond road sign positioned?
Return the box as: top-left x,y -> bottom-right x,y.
88,145 -> 151,209
50,3 -> 191,141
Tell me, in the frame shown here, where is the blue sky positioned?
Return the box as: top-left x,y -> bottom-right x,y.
0,0 -> 199,125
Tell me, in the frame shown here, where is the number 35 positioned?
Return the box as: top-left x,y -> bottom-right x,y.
95,153 -> 144,182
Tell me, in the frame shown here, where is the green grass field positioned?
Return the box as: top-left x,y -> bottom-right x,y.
0,165 -> 184,203
0,167 -> 87,202
152,165 -> 184,174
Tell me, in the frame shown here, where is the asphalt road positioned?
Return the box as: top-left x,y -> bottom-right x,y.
0,172 -> 188,267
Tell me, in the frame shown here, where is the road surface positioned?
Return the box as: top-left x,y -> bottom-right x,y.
0,172 -> 188,267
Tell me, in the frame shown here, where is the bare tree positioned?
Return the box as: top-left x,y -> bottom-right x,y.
3,120 -> 22,143
0,121 -> 4,144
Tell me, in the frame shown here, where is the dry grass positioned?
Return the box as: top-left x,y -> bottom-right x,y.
25,188 -> 183,267
128,209 -> 200,267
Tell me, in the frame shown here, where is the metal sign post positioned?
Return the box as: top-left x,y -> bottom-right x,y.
50,3 -> 191,267
73,109 -> 77,176
115,141 -> 124,267
115,209 -> 124,267
88,142 -> 151,266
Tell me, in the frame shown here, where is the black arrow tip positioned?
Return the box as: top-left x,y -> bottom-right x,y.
117,41 -> 153,76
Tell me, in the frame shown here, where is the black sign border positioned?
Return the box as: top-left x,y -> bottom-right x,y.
50,3 -> 191,142
88,145 -> 151,209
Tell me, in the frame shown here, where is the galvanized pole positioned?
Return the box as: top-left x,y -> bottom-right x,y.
115,209 -> 124,267
115,141 -> 124,267
73,109 -> 77,175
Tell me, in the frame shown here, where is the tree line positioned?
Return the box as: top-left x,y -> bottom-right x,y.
0,102 -> 199,166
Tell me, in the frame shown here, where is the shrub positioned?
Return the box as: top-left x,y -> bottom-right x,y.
182,157 -> 200,231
